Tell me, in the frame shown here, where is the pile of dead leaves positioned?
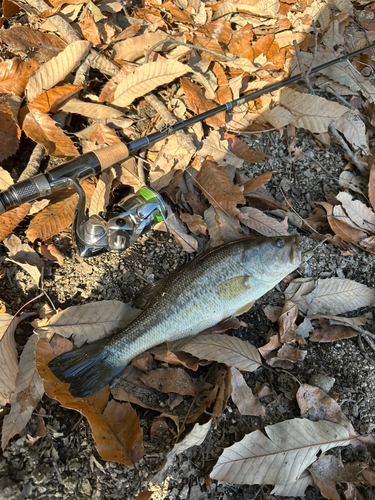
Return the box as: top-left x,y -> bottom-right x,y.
1,0 -> 375,497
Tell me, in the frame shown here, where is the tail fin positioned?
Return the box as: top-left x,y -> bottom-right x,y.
48,340 -> 124,398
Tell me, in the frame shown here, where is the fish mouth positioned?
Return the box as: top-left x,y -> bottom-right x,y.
286,235 -> 302,268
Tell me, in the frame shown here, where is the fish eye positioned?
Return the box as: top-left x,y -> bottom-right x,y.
276,239 -> 284,248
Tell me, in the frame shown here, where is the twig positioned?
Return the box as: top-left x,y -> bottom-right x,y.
328,123 -> 368,176
18,144 -> 45,182
144,37 -> 236,64
136,150 -> 146,185
293,40 -> 315,95
357,336 -> 375,366
305,21 -> 319,80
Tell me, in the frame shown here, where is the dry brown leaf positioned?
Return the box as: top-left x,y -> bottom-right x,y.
0,167 -> 13,191
242,172 -> 274,195
114,157 -> 143,190
89,168 -> 116,216
0,98 -> 21,161
336,192 -> 375,234
112,31 -> 183,62
35,300 -> 141,347
211,418 -> 350,485
0,204 -> 30,242
60,98 -> 124,119
181,77 -> 224,128
26,179 -> 95,241
0,26 -> 66,63
139,368 -> 196,397
267,343 -> 307,369
1,334 -> 44,450
229,25 -> 254,60
278,88 -> 348,134
98,63 -> 136,102
258,334 -> 282,359
308,314 -> 366,327
195,160 -> 246,217
36,337 -> 144,465
179,212 -> 207,236
38,240 -> 65,265
297,384 -> 356,436
111,60 -> 188,108
28,84 -> 82,114
3,234 -> 43,268
303,278 -> 375,316
155,212 -> 198,253
263,305 -> 283,323
0,58 -> 38,96
89,124 -> 121,145
0,313 -> 18,406
278,301 -> 298,343
23,109 -> 79,158
177,334 -> 262,372
239,207 -> 289,237
26,40 -> 91,102
80,9 -> 102,46
162,1 -> 193,24
334,112 -> 368,151
309,320 -> 360,342
204,205 -> 243,247
211,62 -> 232,104
149,135 -> 193,191
230,367 -> 265,416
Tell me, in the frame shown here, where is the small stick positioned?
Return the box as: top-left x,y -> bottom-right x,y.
293,40 -> 315,95
137,150 -> 146,185
328,123 -> 368,176
144,38 -> 236,64
18,144 -> 45,182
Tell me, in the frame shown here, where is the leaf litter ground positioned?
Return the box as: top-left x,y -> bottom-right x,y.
1,129 -> 375,500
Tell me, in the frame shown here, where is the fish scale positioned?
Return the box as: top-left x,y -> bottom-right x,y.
49,235 -> 303,398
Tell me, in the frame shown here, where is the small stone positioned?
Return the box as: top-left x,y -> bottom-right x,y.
309,374 -> 335,393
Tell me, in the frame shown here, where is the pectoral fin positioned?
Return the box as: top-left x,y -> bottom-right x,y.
216,276 -> 252,300
234,300 -> 254,316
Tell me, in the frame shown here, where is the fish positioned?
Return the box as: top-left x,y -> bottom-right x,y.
49,235 -> 303,398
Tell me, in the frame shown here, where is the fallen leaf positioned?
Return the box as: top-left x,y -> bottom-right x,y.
239,207 -> 289,237
310,320 -> 360,342
38,240 -> 65,265
111,60 -> 188,108
229,24 -> 254,60
230,367 -> 265,416
181,77 -> 224,128
114,157 -> 143,190
204,205 -> 243,247
3,234 -> 43,268
195,160 -> 246,217
0,167 -> 13,191
26,179 -> 95,241
308,314 -> 366,327
336,192 -> 375,234
267,343 -> 306,368
36,337 -> 144,465
0,313 -> 18,406
60,98 -> 124,119
153,420 -> 211,483
297,384 -> 356,436
211,418 -> 350,485
139,368 -> 197,397
99,63 -> 136,102
89,168 -> 115,216
35,300 -> 141,347
258,334 -> 282,359
162,1 -> 193,24
23,109 -> 79,158
278,301 -> 298,343
211,62 -> 232,104
263,305 -> 283,323
369,163 -> 375,212
80,9 -> 102,46
278,88 -> 348,134
177,334 -> 262,372
303,278 -> 375,316
242,171 -> 274,195
310,454 -> 365,495
0,204 -> 31,242
26,40 -> 91,102
1,334 -> 44,450
0,58 -> 38,96
112,31 -> 183,62
0,26 -> 66,63
225,134 -> 269,163
0,98 -> 21,161
179,213 -> 207,236
155,212 -> 198,253
28,83 -> 82,114
271,471 -> 315,497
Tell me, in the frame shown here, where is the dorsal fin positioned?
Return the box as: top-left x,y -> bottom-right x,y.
133,275 -> 171,309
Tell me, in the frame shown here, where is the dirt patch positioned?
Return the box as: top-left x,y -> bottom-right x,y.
1,129 -> 375,500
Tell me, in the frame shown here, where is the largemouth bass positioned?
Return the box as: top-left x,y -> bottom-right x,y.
49,235 -> 303,398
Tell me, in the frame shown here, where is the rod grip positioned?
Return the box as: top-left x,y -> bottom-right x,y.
93,143 -> 129,170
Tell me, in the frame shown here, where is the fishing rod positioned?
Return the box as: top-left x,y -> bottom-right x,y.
1,42 -> 374,257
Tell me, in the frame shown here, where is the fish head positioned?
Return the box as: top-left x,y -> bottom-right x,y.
241,235 -> 301,285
